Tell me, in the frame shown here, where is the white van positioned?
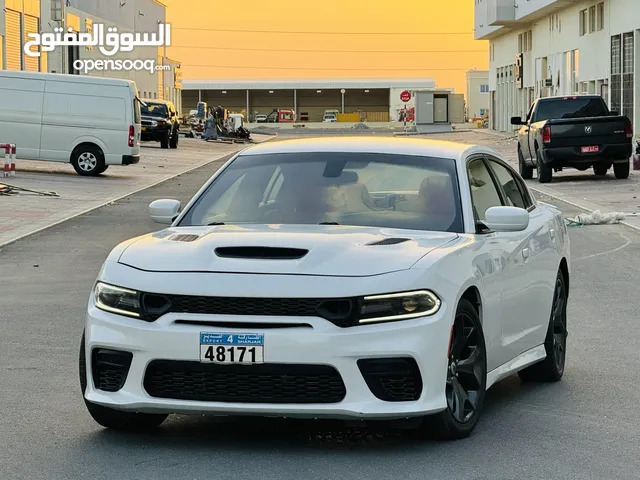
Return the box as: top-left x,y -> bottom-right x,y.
0,70 -> 141,176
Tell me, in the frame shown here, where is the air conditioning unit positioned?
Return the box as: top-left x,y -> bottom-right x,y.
544,78 -> 553,87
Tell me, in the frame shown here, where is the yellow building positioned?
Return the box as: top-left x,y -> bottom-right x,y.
2,0 -> 46,72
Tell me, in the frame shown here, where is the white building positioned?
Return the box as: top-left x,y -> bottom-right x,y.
465,69 -> 490,120
474,0 -> 639,134
39,0 -> 181,104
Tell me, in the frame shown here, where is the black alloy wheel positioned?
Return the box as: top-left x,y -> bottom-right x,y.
446,306 -> 486,424
518,270 -> 568,382
412,299 -> 487,440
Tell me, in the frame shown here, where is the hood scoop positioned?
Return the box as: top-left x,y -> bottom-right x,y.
366,237 -> 411,246
214,246 -> 309,260
168,234 -> 200,242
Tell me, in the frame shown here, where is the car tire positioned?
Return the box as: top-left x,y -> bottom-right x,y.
518,146 -> 534,179
160,130 -> 170,149
169,129 -> 179,149
593,164 -> 608,176
411,298 -> 487,441
536,148 -> 553,183
71,144 -> 106,176
79,330 -> 168,431
518,269 -> 568,383
613,160 -> 630,179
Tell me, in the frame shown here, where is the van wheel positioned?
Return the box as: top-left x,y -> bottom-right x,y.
160,130 -> 170,149
169,129 -> 179,149
71,145 -> 106,176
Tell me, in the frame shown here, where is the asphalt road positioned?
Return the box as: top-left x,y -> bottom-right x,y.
1,154 -> 640,480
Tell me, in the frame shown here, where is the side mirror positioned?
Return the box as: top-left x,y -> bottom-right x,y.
510,116 -> 524,125
484,206 -> 529,232
149,199 -> 181,224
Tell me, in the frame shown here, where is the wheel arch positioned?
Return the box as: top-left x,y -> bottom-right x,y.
559,257 -> 569,297
70,141 -> 105,163
459,285 -> 482,324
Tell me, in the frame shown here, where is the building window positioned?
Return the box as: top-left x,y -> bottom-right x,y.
622,32 -> 634,121
571,50 -> 580,93
579,9 -> 588,36
518,30 -> 532,52
611,34 -> 622,114
480,85 -> 489,93
589,5 -> 596,33
480,108 -> 486,116
597,2 -> 604,31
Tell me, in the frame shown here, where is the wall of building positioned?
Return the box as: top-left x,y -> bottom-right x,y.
466,70 -> 489,119
40,0 -> 170,98
481,0 -> 640,135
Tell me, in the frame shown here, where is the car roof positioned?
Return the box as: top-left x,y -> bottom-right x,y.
238,136 -> 497,161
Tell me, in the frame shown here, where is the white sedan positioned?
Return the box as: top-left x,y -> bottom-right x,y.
79,137 -> 570,440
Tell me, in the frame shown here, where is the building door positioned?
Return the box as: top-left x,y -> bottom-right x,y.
434,95 -> 448,123
24,15 -> 40,72
5,9 -> 22,70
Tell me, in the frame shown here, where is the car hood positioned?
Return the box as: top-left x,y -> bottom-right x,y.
117,224 -> 458,276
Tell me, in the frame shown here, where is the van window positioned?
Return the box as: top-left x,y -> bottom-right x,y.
134,98 -> 141,124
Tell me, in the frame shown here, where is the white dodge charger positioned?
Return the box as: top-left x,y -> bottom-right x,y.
79,137 -> 570,440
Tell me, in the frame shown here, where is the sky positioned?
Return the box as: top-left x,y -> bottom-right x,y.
163,0 -> 487,95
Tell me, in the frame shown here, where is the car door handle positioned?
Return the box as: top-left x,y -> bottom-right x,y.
522,248 -> 529,259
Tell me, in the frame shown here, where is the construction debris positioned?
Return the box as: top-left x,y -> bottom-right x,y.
0,183 -> 59,197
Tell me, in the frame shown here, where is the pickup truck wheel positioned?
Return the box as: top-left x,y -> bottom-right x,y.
536,149 -> 553,183
169,129 -> 179,149
593,164 -> 608,176
160,130 -> 170,149
613,161 -> 630,179
518,147 -> 533,179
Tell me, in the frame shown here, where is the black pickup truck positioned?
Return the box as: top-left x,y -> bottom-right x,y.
511,95 -> 633,183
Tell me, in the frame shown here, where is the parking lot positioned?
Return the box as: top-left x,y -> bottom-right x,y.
2,132 -> 640,479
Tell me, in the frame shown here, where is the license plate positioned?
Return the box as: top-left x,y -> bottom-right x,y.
141,127 -> 147,131
581,145 -> 599,153
200,332 -> 264,364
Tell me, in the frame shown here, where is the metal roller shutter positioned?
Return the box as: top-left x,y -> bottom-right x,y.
24,15 -> 40,72
5,9 -> 21,71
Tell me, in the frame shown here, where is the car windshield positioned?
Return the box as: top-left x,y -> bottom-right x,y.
534,97 -> 609,122
178,152 -> 464,233
141,102 -> 168,117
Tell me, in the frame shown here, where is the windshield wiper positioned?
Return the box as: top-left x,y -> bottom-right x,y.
207,222 -> 226,226
318,222 -> 340,225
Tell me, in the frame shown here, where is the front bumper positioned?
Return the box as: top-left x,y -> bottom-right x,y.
83,301 -> 453,419
541,143 -> 632,165
141,126 -> 170,141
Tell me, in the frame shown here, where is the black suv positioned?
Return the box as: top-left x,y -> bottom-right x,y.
140,99 -> 180,149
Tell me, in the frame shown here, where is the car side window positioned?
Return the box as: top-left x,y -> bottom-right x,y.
525,103 -> 534,123
486,159 -> 530,209
467,158 -> 503,221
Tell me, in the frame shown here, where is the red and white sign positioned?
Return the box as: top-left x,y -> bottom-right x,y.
400,90 -> 411,102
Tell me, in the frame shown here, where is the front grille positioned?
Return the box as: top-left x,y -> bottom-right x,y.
141,293 -> 359,327
143,360 -> 347,404
357,358 -> 423,402
91,348 -> 133,392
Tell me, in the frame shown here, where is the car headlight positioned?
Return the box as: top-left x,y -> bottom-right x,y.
94,281 -> 142,318
358,290 -> 441,324
150,120 -> 158,126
